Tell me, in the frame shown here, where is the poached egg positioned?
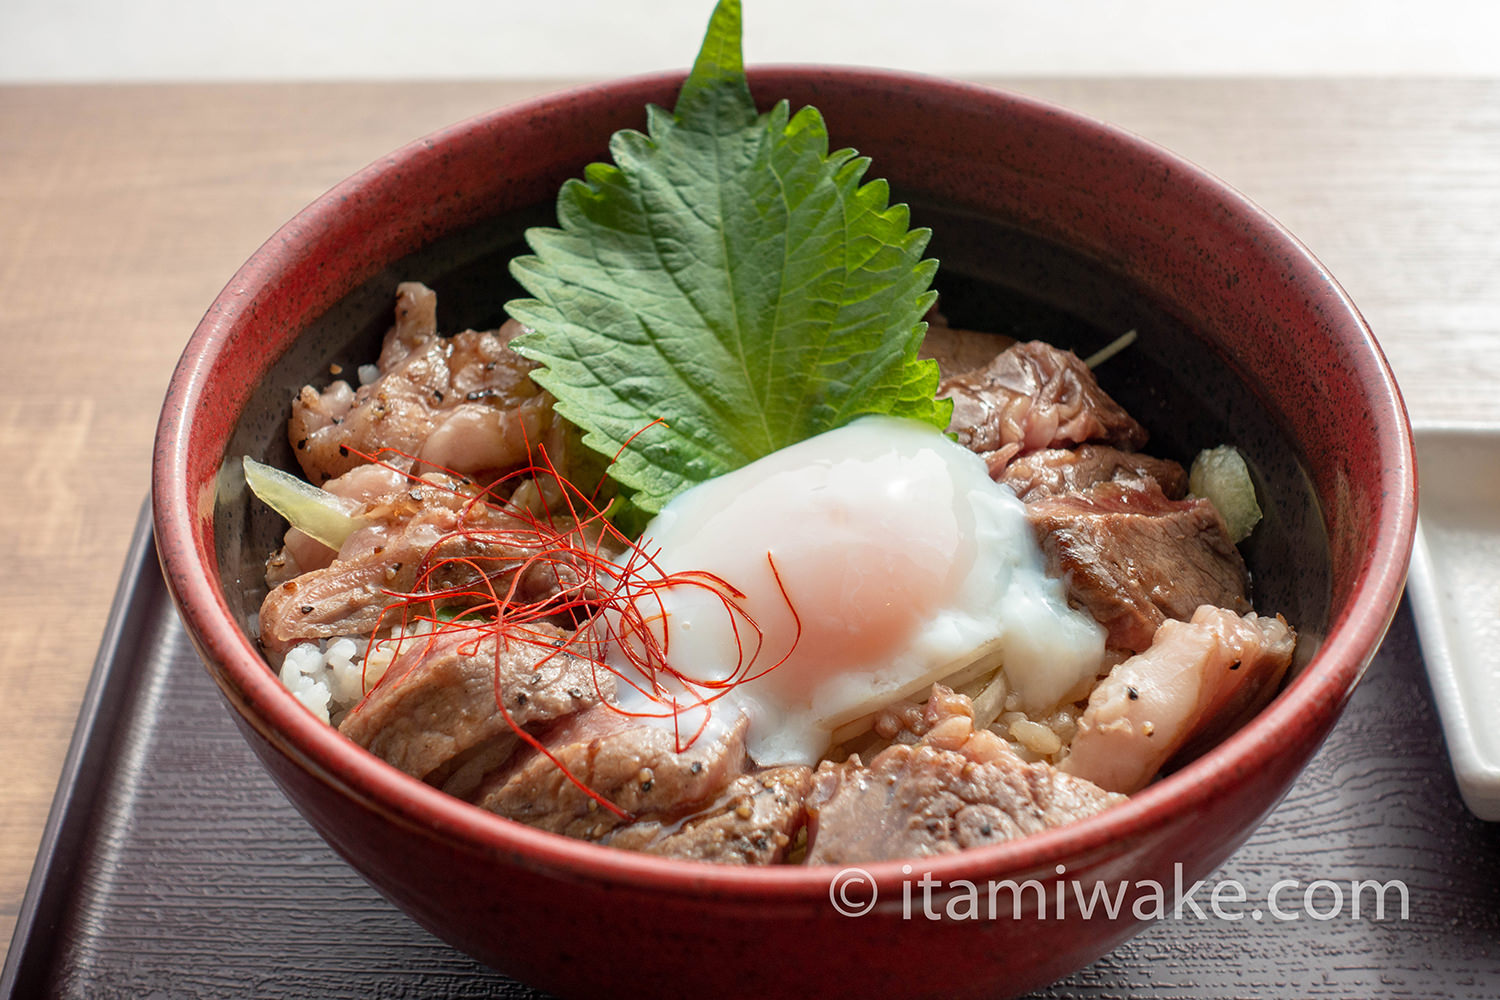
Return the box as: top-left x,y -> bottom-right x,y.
612,415 -> 1104,765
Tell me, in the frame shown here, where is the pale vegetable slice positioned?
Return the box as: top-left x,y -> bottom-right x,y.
242,456 -> 366,551
1083,329 -> 1137,369
1189,445 -> 1262,543
968,669 -> 1010,730
824,642 -> 1008,747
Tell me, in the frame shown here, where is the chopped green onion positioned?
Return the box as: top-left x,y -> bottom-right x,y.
1189,445 -> 1262,543
242,456 -> 366,551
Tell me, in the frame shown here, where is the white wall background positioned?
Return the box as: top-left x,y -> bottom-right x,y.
3,0 -> 1498,82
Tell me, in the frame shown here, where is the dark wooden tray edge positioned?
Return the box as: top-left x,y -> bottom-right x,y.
1,500 -> 160,998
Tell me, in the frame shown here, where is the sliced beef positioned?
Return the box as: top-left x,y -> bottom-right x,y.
338,623 -> 608,793
473,707 -> 751,843
258,475 -> 587,654
1060,606 -> 1296,793
1026,479 -> 1250,653
1000,444 -> 1188,503
805,747 -> 1124,863
288,281 -> 556,485
939,340 -> 1148,476
608,766 -> 814,864
805,687 -> 1124,864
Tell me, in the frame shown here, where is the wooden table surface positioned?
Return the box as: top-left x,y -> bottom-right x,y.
1,77 -> 1497,971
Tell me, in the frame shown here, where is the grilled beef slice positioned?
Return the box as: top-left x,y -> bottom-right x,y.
608,765 -> 814,865
1060,606 -> 1295,793
259,477 -> 587,655
939,340 -> 1148,476
288,281 -> 555,485
339,624 -> 608,795
1000,444 -> 1188,503
1026,479 -> 1250,653
806,687 -> 1124,864
473,706 -> 753,843
471,702 -> 815,864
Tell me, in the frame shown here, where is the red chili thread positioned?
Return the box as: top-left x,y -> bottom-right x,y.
334,430 -> 802,816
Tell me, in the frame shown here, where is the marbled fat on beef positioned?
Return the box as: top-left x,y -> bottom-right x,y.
1061,606 -> 1295,793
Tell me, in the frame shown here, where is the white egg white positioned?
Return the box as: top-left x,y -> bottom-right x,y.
609,415 -> 1105,766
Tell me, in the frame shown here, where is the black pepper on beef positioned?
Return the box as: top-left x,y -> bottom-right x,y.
609,766 -> 813,865
258,477 -> 587,655
805,686 -> 1125,864
288,281 -> 556,485
338,623 -> 609,796
1060,605 -> 1295,794
474,706 -> 748,839
465,702 -> 812,864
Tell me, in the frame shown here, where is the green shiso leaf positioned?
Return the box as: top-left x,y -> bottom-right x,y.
505,0 -> 949,516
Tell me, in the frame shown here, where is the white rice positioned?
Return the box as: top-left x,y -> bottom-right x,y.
278,632 -> 400,725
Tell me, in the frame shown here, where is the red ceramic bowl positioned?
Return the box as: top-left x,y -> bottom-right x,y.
152,69 -> 1414,999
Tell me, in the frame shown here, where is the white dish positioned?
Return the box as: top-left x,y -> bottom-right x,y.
1406,424 -> 1500,820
